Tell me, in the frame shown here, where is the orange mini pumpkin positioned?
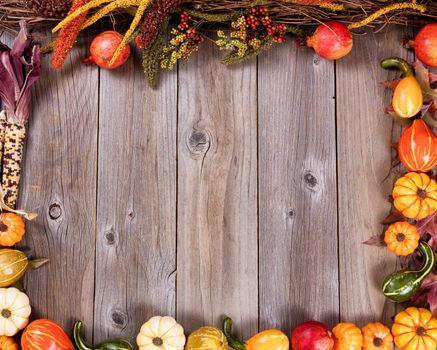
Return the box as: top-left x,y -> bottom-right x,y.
392,172 -> 437,220
362,322 -> 393,350
332,323 -> 363,350
392,307 -> 437,350
0,213 -> 25,247
0,336 -> 19,350
384,221 -> 420,256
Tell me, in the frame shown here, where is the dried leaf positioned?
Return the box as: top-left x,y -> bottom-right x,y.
363,234 -> 385,247
416,211 -> 437,246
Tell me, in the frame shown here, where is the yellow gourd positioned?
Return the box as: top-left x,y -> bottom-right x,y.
185,326 -> 227,350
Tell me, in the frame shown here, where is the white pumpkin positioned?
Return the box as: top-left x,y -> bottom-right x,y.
0,287 -> 31,336
137,316 -> 186,350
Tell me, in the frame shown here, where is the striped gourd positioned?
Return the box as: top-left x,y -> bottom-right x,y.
0,249 -> 49,287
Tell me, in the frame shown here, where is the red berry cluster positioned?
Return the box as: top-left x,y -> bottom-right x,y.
178,11 -> 203,45
245,7 -> 286,43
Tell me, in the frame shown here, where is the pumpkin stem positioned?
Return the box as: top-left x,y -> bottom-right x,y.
223,317 -> 247,350
73,320 -> 93,350
380,57 -> 414,78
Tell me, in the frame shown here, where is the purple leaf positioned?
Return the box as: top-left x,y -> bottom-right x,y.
0,20 -> 41,125
363,234 -> 385,247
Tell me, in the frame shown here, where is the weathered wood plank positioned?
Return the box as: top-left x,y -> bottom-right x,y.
336,27 -> 408,324
19,35 -> 98,336
94,50 -> 177,343
258,44 -> 338,332
177,43 -> 258,338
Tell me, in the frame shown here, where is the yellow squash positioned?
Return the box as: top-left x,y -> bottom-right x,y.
185,326 -> 227,350
223,317 -> 289,350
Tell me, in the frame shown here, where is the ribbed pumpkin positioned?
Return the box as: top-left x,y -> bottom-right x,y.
399,119 -> 437,172
384,221 -> 419,256
0,214 -> 25,247
185,327 -> 227,350
137,316 -> 186,350
332,323 -> 363,350
392,172 -> 437,219
361,323 -> 393,350
21,319 -> 74,350
0,336 -> 19,350
392,307 -> 437,350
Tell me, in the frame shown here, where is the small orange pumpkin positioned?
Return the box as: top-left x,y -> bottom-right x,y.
0,213 -> 25,247
332,323 -> 363,350
0,336 -> 19,350
362,322 -> 393,350
384,221 -> 420,256
392,172 -> 437,220
392,307 -> 437,350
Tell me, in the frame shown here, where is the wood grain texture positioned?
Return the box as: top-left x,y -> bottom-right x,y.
336,27 -> 408,324
19,35 -> 98,336
94,49 -> 177,343
258,44 -> 338,332
177,43 -> 258,338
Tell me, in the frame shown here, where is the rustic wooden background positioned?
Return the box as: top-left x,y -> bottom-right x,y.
1,25 -> 421,344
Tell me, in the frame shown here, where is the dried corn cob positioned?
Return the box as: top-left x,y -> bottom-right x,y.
2,123 -> 26,208
0,112 -> 8,174
0,22 -> 41,209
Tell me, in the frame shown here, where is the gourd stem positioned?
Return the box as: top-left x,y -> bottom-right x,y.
418,241 -> 435,277
223,317 -> 247,350
74,321 -> 93,350
380,57 -> 414,77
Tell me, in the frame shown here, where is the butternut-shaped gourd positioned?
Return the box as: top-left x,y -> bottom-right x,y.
381,57 -> 423,119
223,316 -> 289,350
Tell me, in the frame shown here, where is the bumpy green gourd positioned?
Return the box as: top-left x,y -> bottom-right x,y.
74,320 -> 133,350
383,241 -> 435,303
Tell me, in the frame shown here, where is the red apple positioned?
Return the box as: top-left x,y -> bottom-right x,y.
291,321 -> 334,350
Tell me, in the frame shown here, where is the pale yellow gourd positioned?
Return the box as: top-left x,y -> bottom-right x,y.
0,287 -> 31,336
137,316 -> 186,350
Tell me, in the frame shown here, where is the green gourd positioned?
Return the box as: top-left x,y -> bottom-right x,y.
74,320 -> 133,350
383,241 -> 435,303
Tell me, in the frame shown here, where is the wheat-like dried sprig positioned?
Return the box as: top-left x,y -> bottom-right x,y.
0,0 -> 436,34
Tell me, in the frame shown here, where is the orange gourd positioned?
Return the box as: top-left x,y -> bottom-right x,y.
392,172 -> 437,220
384,221 -> 419,256
399,119 -> 437,172
0,336 -> 19,350
361,323 -> 393,350
392,76 -> 423,119
0,213 -> 25,246
392,307 -> 437,350
332,323 -> 363,350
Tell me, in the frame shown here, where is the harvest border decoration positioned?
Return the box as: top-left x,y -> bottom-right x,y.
0,1 -> 437,350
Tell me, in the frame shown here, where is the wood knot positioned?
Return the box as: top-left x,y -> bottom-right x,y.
110,310 -> 128,328
303,171 -> 319,192
287,209 -> 295,218
186,129 -> 211,155
48,203 -> 62,220
104,229 -> 117,245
